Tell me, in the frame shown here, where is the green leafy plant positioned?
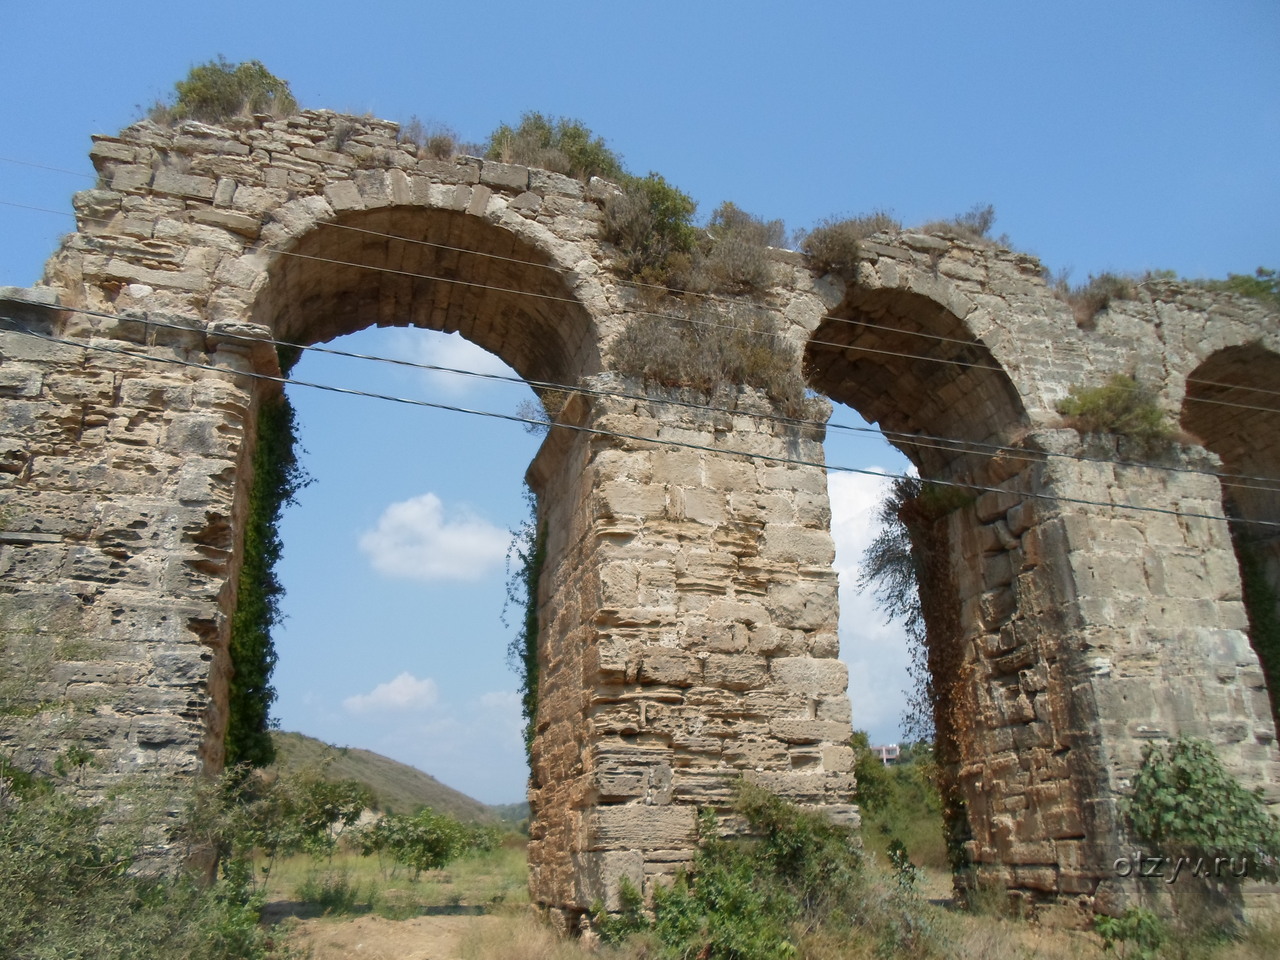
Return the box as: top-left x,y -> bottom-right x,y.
602,172 -> 699,284
1095,907 -> 1167,959
150,56 -> 297,125
798,211 -> 900,279
226,388 -> 309,768
1056,374 -> 1173,452
503,487 -> 545,763
485,112 -> 625,181
1127,737 -> 1280,884
0,776 -> 274,960
593,782 -> 940,959
358,807 -> 500,880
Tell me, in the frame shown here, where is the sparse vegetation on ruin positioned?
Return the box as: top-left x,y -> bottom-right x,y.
610,300 -> 806,416
1056,374 -> 1174,453
1053,272 -> 1140,329
147,56 -> 297,125
917,203 -> 999,244
485,112 -> 626,182
797,211 -> 902,279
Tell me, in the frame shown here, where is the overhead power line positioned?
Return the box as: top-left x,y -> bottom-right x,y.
5,296 -> 1280,493
3,173 -> 1278,409
4,296 -> 1280,494
2,318 -> 1277,532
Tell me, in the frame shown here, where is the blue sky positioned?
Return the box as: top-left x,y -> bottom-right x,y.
1,0 -> 1276,803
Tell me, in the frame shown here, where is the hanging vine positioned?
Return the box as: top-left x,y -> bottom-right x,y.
504,486 -> 546,765
225,375 -> 308,768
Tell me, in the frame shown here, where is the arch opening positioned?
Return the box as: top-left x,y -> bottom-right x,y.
252,206 -> 597,386
807,285 -> 1107,903
1182,344 -> 1280,731
230,204 -> 602,911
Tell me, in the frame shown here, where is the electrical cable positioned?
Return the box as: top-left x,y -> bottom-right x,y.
4,177 -> 1279,409
4,296 -> 1280,494
2,318 -> 1277,531
4,195 -> 1277,411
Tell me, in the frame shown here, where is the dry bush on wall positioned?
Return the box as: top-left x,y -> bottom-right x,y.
610,302 -> 805,416
916,203 -> 998,244
689,202 -> 787,295
797,211 -> 901,279
1055,272 -> 1139,330
397,116 -> 459,160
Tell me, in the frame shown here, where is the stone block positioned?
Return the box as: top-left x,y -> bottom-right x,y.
480,161 -> 529,190
152,170 -> 216,200
323,180 -> 363,211
769,657 -> 847,696
587,805 -> 697,851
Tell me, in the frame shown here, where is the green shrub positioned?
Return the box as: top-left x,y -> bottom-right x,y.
0,780 -> 272,960
1095,907 -> 1168,960
610,301 -> 804,415
798,211 -> 900,279
1056,374 -> 1172,451
594,783 -> 942,959
602,172 -> 699,284
485,112 -> 624,181
150,56 -> 297,125
295,867 -> 379,916
357,807 -> 500,880
1127,737 -> 1280,885
1198,267 -> 1280,310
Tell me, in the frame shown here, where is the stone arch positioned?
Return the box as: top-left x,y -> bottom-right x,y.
1182,343 -> 1280,730
249,204 -> 598,381
805,283 -> 1029,480
805,273 -> 1084,904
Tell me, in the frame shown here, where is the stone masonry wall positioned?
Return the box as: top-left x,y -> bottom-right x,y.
0,106 -> 1277,920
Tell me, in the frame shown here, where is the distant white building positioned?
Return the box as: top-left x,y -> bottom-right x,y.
871,744 -> 900,766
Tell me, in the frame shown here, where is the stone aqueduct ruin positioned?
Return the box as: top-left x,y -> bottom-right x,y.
0,111 -> 1277,923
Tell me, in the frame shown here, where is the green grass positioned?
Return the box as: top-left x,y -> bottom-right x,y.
265,835 -> 529,919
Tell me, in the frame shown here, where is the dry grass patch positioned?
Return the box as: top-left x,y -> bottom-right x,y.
798,211 -> 901,278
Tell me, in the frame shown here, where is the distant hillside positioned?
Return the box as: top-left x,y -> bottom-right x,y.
268,731 -> 498,822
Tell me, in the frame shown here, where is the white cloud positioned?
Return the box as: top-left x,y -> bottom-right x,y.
359,492 -> 509,582
828,470 -> 916,743
391,330 -> 518,396
343,672 -> 439,714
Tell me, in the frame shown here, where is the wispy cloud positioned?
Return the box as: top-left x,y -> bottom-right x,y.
343,672 -> 439,714
359,492 -> 509,582
390,330 -> 518,396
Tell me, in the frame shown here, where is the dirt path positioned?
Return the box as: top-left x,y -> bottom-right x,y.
274,912 -> 501,960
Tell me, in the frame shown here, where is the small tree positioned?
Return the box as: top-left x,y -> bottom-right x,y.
153,56 -> 297,124
485,112 -> 624,181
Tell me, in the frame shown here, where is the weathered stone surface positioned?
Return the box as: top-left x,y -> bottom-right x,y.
2,109 -> 1277,930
